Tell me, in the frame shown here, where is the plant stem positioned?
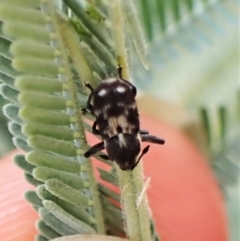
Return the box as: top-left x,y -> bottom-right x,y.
41,0 -> 105,233
109,0 -> 129,79
116,164 -> 152,241
110,0 -> 152,240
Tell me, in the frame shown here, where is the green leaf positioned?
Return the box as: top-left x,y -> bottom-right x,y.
49,234 -> 130,241
26,151 -> 82,173
15,75 -> 63,92
3,22 -> 50,42
25,190 -> 43,208
37,185 -> 96,225
45,178 -> 93,207
33,166 -> 86,189
39,207 -> 79,236
37,220 -> 60,240
43,200 -> 96,234
0,0 -> 167,240
13,154 -> 35,174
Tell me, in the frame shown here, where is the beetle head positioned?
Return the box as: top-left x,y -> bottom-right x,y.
106,134 -> 142,170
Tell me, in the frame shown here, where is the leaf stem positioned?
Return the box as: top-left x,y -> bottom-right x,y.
40,0 -> 105,234
109,0 -> 152,240
115,163 -> 152,241
109,0 -> 129,79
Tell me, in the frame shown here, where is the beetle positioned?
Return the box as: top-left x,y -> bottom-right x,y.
83,67 -> 165,171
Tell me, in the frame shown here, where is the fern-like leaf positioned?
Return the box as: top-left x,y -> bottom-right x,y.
0,0 -> 158,240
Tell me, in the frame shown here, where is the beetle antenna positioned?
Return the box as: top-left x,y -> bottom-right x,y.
132,145 -> 150,170
117,66 -> 123,79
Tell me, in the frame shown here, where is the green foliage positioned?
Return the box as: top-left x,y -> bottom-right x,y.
0,0 -> 239,240
0,0 -> 158,240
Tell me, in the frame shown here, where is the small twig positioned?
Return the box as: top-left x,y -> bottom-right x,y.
136,177 -> 151,209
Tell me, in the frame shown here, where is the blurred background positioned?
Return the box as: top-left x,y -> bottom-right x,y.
0,0 -> 239,240
131,1 -> 239,241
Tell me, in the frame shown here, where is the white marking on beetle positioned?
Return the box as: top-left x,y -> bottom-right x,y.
127,124 -> 136,133
118,116 -> 128,130
103,104 -> 111,112
118,133 -> 126,147
117,102 -> 125,107
108,117 -> 118,135
108,115 -> 129,135
103,140 -> 107,147
129,103 -> 137,109
137,133 -> 141,142
98,89 -> 107,96
94,110 -> 102,116
98,105 -> 110,118
116,86 -> 126,93
104,78 -> 117,84
103,128 -> 114,138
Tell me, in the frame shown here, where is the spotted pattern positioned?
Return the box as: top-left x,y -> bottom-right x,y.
91,77 -> 139,140
116,86 -> 126,93
98,89 -> 107,96
103,78 -> 117,84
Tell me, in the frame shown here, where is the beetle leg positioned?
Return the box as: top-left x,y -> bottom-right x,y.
84,82 -> 94,113
139,130 -> 149,134
84,142 -> 105,158
99,154 -> 111,160
81,107 -> 88,115
141,134 -> 165,145
92,121 -> 100,135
